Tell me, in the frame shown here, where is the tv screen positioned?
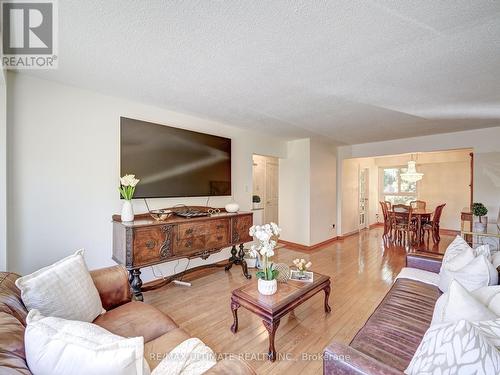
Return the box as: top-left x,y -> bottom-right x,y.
120,117 -> 231,198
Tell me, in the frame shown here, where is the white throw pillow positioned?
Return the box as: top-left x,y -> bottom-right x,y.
431,280 -> 497,325
405,319 -> 500,375
440,235 -> 471,270
444,247 -> 475,272
25,310 -> 150,375
150,338 -> 216,375
15,249 -> 104,322
492,252 -> 500,269
472,285 -> 500,316
475,244 -> 492,260
438,254 -> 498,293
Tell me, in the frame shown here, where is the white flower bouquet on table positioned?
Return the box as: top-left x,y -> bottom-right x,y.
119,174 -> 140,200
249,223 -> 281,295
119,174 -> 140,222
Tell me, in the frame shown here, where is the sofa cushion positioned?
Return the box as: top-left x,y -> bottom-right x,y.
94,301 -> 178,343
0,312 -> 30,375
144,328 -> 190,370
350,278 -> 441,371
0,273 -> 27,325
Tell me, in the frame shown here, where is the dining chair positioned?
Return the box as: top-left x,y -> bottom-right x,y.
384,201 -> 392,211
423,204 -> 446,243
379,201 -> 393,237
410,200 -> 426,210
392,205 -> 416,244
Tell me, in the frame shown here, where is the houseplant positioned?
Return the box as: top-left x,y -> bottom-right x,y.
119,174 -> 140,222
249,223 -> 281,295
472,202 -> 488,233
252,195 -> 261,210
293,258 -> 312,276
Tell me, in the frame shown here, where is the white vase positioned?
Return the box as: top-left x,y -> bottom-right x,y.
474,222 -> 487,233
121,200 -> 134,222
258,278 -> 277,295
225,202 -> 239,213
244,257 -> 257,268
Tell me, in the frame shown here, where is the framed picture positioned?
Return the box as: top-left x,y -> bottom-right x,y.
289,270 -> 314,282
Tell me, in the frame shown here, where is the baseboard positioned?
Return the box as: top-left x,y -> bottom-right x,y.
337,230 -> 359,240
279,236 -> 340,252
369,223 -> 384,229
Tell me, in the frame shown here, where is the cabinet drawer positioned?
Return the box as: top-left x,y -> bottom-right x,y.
209,219 -> 229,232
178,223 -> 209,239
232,215 -> 253,243
206,232 -> 229,248
174,235 -> 206,256
133,227 -> 165,266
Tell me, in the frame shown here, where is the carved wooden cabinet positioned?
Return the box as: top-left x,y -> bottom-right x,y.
112,211 -> 253,300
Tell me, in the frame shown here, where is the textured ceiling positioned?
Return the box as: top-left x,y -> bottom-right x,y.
23,0 -> 500,144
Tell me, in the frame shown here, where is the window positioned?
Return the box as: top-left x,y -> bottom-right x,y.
380,167 -> 417,206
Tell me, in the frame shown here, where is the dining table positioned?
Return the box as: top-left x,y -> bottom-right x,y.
389,208 -> 433,243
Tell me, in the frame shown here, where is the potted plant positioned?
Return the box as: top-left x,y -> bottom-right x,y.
252,195 -> 262,210
293,258 -> 312,276
472,202 -> 488,233
119,174 -> 140,222
249,223 -> 281,295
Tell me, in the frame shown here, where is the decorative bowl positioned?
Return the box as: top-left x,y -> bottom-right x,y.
149,209 -> 173,221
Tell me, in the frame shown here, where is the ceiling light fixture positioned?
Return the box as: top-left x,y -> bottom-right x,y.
401,154 -> 423,183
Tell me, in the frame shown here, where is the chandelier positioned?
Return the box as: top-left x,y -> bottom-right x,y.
400,155 -> 423,183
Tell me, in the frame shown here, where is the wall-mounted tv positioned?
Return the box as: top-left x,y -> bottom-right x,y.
120,117 -> 231,198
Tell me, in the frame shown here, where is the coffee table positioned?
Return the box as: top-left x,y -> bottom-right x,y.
230,271 -> 331,361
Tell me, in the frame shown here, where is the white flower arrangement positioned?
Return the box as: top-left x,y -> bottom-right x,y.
293,258 -> 312,273
248,223 -> 281,281
119,174 -> 140,200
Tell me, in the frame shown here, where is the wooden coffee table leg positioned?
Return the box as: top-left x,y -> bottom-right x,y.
230,300 -> 240,333
324,284 -> 332,313
262,319 -> 280,361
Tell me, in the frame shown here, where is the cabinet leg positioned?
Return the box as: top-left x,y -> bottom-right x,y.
225,245 -> 237,271
263,319 -> 280,362
230,300 -> 239,333
129,269 -> 144,302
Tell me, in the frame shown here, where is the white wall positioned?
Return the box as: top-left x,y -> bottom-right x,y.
310,139 -> 337,244
279,139 -> 310,245
475,152 -> 500,222
0,70 -> 6,271
337,127 -> 500,234
6,72 -> 288,280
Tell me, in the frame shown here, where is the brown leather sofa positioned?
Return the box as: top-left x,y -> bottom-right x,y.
0,265 -> 255,374
323,252 -> 444,375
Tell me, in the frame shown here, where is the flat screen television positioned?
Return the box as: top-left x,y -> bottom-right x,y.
120,117 -> 231,198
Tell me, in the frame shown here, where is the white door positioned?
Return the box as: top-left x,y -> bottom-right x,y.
359,168 -> 369,229
264,161 -> 279,224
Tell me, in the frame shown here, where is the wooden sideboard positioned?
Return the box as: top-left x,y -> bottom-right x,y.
112,210 -> 253,301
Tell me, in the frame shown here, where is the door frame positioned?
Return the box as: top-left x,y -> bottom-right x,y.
358,167 -> 369,230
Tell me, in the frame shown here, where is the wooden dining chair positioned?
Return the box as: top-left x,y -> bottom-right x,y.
392,205 -> 416,244
384,201 -> 392,211
379,201 -> 393,237
410,200 -> 426,210
423,204 -> 446,243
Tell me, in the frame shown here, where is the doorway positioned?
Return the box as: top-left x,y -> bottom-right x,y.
359,167 -> 369,229
252,155 -> 279,225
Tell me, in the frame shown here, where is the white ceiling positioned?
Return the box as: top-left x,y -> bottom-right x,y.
24,1 -> 500,144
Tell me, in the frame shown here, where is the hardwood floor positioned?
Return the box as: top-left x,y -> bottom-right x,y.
145,227 -> 453,374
